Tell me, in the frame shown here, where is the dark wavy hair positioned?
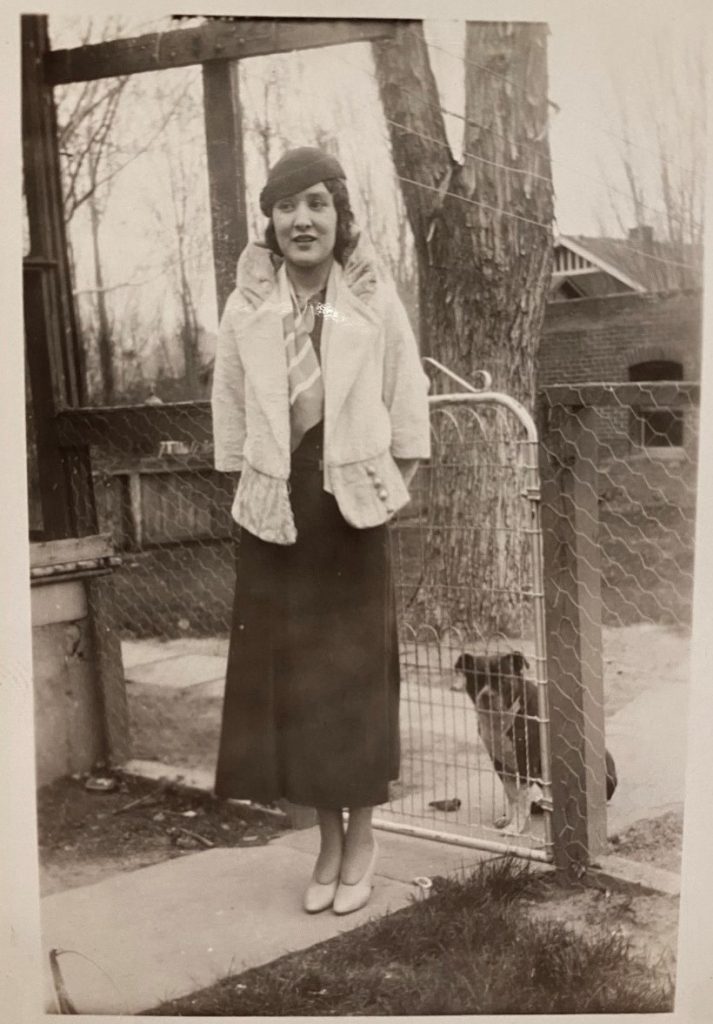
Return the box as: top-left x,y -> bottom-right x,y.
263,177 -> 356,265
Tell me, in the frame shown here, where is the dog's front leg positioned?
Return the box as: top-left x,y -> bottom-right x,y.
496,774 -> 531,835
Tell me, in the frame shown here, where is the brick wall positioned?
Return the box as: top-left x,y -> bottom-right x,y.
539,289 -> 702,453
540,289 -> 702,383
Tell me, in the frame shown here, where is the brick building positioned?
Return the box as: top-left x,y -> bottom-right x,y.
540,232 -> 703,455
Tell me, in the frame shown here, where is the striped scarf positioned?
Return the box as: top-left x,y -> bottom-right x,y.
282,274 -> 325,452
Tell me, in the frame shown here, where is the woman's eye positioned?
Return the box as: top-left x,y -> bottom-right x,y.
276,201 -> 294,212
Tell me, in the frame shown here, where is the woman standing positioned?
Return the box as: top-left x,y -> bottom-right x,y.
211,147 -> 430,914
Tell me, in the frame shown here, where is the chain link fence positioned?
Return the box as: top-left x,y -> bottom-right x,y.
54,378 -> 697,871
57,403 -> 235,641
57,392 -> 554,861
55,403 -> 235,775
380,393 -> 552,860
538,381 -> 697,874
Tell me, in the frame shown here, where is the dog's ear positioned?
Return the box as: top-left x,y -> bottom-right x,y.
455,653 -> 474,675
511,651 -> 529,675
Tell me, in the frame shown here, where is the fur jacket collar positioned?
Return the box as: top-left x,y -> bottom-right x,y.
234,232 -> 380,312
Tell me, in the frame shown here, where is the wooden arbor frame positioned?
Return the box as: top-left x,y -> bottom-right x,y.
25,17 -> 651,874
22,14 -> 396,540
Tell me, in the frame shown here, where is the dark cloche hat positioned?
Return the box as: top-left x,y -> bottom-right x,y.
259,147 -> 346,217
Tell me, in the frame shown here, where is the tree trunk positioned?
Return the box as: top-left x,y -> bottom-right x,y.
373,22 -> 554,636
89,191 -> 115,404
179,269 -> 200,395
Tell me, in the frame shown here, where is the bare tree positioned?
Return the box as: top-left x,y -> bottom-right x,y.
56,18 -> 199,402
238,59 -> 295,239
595,30 -> 705,290
149,79 -> 212,397
54,20 -> 131,403
373,22 -> 554,634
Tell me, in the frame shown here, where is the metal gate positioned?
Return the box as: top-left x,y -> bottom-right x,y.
375,361 -> 553,863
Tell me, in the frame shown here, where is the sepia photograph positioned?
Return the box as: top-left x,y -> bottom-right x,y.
6,0 -> 712,1016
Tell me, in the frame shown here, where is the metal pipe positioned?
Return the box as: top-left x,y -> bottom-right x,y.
423,356 -> 492,394
373,817 -> 553,862
525,437 -> 554,854
429,391 -> 539,444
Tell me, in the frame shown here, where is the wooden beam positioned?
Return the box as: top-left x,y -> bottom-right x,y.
23,16 -> 98,540
540,382 -> 700,410
30,533 -> 114,570
203,60 -> 247,318
24,266 -> 76,538
539,404 -> 608,877
87,575 -> 130,766
23,16 -> 84,407
46,18 -> 397,85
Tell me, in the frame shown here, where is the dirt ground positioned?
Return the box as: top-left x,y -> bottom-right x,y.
36,773 -> 285,897
608,809 -> 683,874
525,874 -> 679,983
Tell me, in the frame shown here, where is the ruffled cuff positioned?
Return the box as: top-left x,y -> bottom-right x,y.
231,463 -> 296,545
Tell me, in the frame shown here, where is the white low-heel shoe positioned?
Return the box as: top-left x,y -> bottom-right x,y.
333,842 -> 379,916
303,874 -> 340,914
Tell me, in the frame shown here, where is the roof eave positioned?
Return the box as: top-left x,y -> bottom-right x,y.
556,236 -> 648,293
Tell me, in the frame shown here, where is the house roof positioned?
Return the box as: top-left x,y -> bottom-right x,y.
558,235 -> 702,293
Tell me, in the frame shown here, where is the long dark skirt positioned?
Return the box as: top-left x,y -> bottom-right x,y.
214,430 -> 400,810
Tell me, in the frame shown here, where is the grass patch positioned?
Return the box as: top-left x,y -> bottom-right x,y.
148,858 -> 673,1016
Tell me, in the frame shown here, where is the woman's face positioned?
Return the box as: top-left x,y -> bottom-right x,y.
272,182 -> 337,271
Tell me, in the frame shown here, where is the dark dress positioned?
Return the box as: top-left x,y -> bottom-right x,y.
214,296 -> 401,810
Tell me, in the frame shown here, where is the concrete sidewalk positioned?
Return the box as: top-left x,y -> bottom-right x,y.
41,827 -> 490,1015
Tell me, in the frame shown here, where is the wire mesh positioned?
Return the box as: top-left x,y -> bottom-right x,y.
55,380 -> 695,870
57,392 -> 553,860
538,381 -> 697,875
61,406 -> 235,642
541,382 -> 697,631
379,394 -> 553,861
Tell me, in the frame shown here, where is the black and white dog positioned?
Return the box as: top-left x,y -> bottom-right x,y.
454,651 -> 618,834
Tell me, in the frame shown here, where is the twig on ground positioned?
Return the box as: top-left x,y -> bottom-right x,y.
176,826 -> 215,848
111,793 -> 161,816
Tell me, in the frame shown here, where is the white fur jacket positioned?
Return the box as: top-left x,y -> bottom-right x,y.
211,236 -> 431,544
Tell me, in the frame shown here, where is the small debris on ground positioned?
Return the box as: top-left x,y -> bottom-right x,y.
412,876 -> 433,899
172,831 -> 202,850
84,774 -> 119,793
37,773 -> 287,896
111,793 -> 159,816
428,798 -> 461,812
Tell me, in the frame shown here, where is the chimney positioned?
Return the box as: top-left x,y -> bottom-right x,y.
628,225 -> 654,249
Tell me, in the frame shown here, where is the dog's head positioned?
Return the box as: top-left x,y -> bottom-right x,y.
453,651 -> 528,704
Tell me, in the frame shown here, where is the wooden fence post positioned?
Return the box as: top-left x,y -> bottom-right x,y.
538,398 -> 608,878
203,59 -> 248,319
87,572 -> 130,767
23,16 -> 97,539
